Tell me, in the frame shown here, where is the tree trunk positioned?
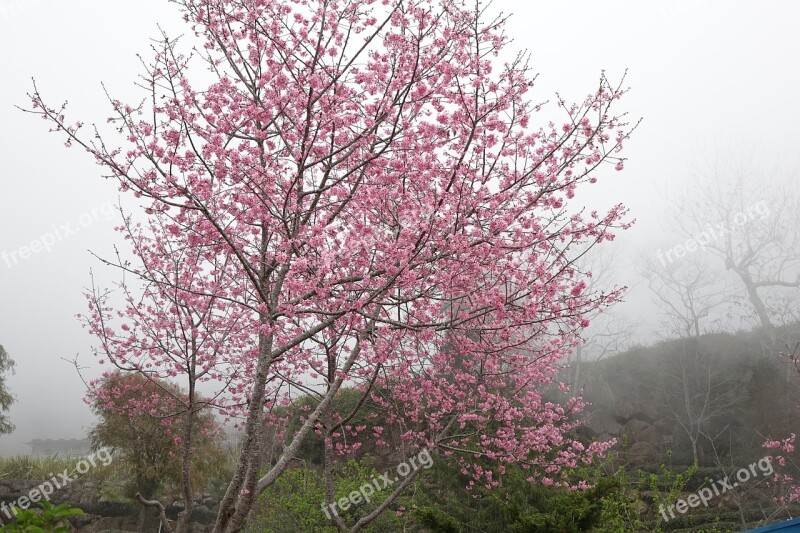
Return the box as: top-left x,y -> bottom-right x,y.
324,409 -> 347,530
729,264 -> 773,331
137,506 -> 147,532
213,330 -> 272,533
177,377 -> 197,533
744,279 -> 773,331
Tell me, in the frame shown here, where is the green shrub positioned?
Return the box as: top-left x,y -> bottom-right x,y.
0,501 -> 83,532
245,456 -> 418,533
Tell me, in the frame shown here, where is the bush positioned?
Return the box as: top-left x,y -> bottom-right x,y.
0,501 -> 83,532
245,456 -> 418,532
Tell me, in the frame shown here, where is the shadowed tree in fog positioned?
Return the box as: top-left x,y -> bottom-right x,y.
652,341 -> 743,466
0,345 -> 14,436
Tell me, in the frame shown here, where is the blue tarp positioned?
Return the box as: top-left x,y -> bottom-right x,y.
746,517 -> 800,532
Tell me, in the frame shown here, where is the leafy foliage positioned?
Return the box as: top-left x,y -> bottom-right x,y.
244,456 -> 414,533
0,501 -> 83,533
409,460 -> 619,532
242,453 -> 706,532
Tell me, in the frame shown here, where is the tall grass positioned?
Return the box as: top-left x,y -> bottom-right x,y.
0,451 -> 236,500
0,455 -> 112,481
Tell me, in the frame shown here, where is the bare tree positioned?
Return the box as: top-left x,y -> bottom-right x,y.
667,150 -> 800,332
654,342 -> 742,466
565,248 -> 638,395
639,252 -> 730,339
704,432 -> 780,529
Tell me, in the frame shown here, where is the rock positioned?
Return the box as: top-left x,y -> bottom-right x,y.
626,441 -> 660,466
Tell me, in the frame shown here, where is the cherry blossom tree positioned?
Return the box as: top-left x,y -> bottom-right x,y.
78,209 -> 252,533
26,0 -> 636,531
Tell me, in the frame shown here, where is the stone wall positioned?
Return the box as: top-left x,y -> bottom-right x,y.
0,477 -> 101,509
0,478 -> 215,532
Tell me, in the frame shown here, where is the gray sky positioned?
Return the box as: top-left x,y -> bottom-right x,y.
1,1 -> 798,456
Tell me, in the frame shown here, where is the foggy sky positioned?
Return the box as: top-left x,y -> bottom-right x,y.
1,1 -> 798,456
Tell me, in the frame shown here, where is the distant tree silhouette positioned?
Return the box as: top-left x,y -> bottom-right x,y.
0,344 -> 15,436
639,253 -> 729,339
668,151 -> 800,332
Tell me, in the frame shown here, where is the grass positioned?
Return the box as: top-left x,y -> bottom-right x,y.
0,455 -> 113,481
